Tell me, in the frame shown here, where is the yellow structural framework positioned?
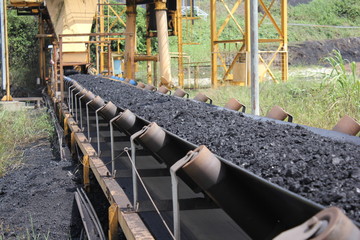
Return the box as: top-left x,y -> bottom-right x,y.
210,0 -> 288,87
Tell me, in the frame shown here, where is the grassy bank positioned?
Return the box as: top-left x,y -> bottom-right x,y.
0,109 -> 53,177
188,51 -> 360,130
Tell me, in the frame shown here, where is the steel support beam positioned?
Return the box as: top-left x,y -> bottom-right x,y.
210,0 -> 217,87
250,0 -> 259,115
146,37 -> 153,84
281,0 -> 288,82
176,0 -> 184,88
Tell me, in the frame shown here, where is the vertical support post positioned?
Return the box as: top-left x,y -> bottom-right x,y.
281,0 -> 288,82
53,43 -> 58,94
75,92 -> 82,122
70,131 -> 76,158
170,156 -> 191,240
108,203 -> 119,240
109,115 -> 121,176
210,0 -> 217,88
245,0 -> 251,87
96,0 -> 100,73
64,117 -> 69,137
100,0 -> 105,74
86,100 -> 93,142
146,37 -> 153,84
79,94 -> 85,130
155,0 -> 172,87
176,0 -> 184,88
71,87 -> 77,114
95,106 -> 105,156
59,36 -> 64,104
108,43 -> 112,76
250,0 -> 259,115
1,0 -> 12,101
153,60 -> 158,86
124,2 -> 137,80
1,0 -> 5,91
38,13 -> 46,85
83,155 -> 90,192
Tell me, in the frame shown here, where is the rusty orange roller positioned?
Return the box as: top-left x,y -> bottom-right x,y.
266,105 -> 293,122
224,98 -> 246,112
193,93 -> 213,104
332,115 -> 360,136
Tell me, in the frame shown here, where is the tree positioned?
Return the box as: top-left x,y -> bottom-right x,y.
7,10 -> 39,89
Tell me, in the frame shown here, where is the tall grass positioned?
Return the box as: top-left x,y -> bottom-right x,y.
0,109 -> 53,176
188,50 -> 359,131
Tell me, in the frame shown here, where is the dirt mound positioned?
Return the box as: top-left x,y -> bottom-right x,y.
288,0 -> 313,6
289,37 -> 360,66
0,140 -> 79,239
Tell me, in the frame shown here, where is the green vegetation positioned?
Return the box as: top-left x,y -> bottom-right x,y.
288,0 -> 360,41
0,109 -> 53,176
0,215 -> 50,240
7,10 -> 39,88
188,50 -> 359,130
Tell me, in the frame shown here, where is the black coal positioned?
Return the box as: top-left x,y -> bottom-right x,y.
70,74 -> 360,222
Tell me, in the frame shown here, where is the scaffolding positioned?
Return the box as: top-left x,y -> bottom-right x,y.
210,0 -> 288,87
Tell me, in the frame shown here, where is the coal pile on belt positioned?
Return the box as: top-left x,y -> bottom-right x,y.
71,74 -> 360,222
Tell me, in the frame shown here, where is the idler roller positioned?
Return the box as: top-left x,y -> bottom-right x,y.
136,82 -> 146,88
113,109 -> 137,132
182,146 -> 226,190
224,98 -> 246,112
78,88 -> 87,96
157,86 -> 170,94
138,122 -> 168,153
98,101 -> 119,120
88,96 -> 105,110
134,123 -> 199,190
71,82 -> 83,94
274,207 -> 360,240
145,84 -> 157,91
266,105 -> 293,122
332,115 -> 360,136
82,91 -> 96,103
174,88 -> 189,98
193,93 -> 212,104
178,145 -> 320,239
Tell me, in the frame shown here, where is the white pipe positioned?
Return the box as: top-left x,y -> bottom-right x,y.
1,0 -> 6,90
250,0 -> 259,115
